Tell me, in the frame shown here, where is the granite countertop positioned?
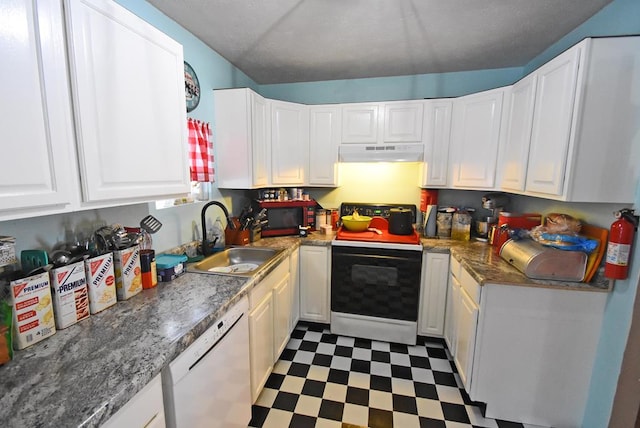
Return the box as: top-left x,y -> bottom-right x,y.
421,237 -> 611,292
0,242 -> 300,428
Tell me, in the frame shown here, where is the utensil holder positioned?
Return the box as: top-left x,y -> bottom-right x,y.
225,218 -> 250,246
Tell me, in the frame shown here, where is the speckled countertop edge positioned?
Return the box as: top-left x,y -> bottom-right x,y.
0,240 -> 302,428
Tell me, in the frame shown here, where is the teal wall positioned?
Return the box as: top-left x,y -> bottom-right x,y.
259,67 -> 522,103
118,1 -> 640,425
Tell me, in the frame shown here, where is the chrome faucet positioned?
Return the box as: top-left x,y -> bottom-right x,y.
200,201 -> 236,256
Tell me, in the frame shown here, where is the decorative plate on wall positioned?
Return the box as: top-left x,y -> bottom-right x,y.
184,61 -> 200,112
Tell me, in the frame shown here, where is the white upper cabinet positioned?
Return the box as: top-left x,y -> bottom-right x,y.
449,88 -> 506,189
214,88 -> 270,189
65,0 -> 189,203
308,106 -> 341,186
525,37 -> 640,202
524,46 -> 580,196
341,101 -> 424,144
499,74 -> 537,192
383,101 -> 424,142
270,100 -> 309,186
0,0 -> 79,221
421,100 -> 453,187
341,104 -> 379,143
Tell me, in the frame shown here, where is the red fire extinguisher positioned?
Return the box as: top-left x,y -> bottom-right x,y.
605,208 -> 639,280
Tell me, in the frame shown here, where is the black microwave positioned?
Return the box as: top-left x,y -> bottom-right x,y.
253,200 -> 317,237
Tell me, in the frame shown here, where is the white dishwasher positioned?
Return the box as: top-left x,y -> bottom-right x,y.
162,297 -> 251,428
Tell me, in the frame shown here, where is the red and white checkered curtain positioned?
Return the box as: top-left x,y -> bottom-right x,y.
188,118 -> 215,182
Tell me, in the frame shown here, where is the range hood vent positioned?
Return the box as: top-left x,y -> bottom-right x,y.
338,144 -> 424,162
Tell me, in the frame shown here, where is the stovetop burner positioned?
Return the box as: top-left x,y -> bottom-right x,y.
334,203 -> 422,250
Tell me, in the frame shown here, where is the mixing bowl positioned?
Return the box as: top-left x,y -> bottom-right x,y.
341,215 -> 372,232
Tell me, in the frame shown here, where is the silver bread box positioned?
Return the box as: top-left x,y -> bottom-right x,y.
500,239 -> 587,282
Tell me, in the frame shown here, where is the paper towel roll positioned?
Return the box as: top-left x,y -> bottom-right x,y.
425,205 -> 437,237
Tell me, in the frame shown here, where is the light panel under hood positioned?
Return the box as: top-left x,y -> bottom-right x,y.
338,144 -> 424,162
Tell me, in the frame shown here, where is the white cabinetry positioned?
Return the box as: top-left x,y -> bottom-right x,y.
271,101 -> 308,186
517,37 -> 640,202
308,106 -> 340,186
421,100 -> 453,187
418,253 -> 449,336
449,88 -> 506,189
524,46 -> 580,196
299,245 -> 331,323
499,74 -> 537,191
65,0 -> 189,204
443,267 -> 459,356
0,0 -> 78,220
214,88 -> 270,189
247,257 -> 291,402
1,0 -> 188,221
103,374 -> 165,428
289,248 -> 300,330
341,101 -> 424,144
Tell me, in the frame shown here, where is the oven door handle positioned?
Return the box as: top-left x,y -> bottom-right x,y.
335,253 -> 420,263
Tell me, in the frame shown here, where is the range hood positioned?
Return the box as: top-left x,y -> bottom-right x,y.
338,144 -> 424,162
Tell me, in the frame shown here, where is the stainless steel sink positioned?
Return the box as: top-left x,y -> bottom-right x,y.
186,247 -> 285,277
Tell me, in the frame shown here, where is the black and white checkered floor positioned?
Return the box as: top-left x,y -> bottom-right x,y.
249,322 -> 539,428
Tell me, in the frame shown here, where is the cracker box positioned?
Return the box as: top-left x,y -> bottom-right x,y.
85,253 -> 117,314
113,245 -> 142,300
50,261 -> 90,329
9,271 -> 56,349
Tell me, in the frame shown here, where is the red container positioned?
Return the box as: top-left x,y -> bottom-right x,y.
420,189 -> 439,212
492,212 -> 542,253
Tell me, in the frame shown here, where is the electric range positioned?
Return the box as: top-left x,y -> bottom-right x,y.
330,202 -> 423,345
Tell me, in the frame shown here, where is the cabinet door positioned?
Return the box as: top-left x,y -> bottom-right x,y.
289,248 -> 300,332
0,0 -> 78,220
525,46 -> 580,196
383,102 -> 424,142
103,374 -> 165,428
341,104 -> 379,143
422,100 -> 452,187
249,292 -> 274,402
271,100 -> 308,185
251,92 -> 270,188
65,0 -> 189,203
273,273 -> 292,359
450,89 -> 504,188
308,106 -> 340,186
454,287 -> 479,392
444,273 -> 459,356
418,253 -> 450,336
299,246 -> 330,323
500,75 -> 537,192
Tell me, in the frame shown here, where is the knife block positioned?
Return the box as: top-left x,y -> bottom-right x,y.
225,218 -> 250,246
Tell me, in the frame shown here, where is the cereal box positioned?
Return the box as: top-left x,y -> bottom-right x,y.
9,271 -> 56,349
113,245 -> 142,300
50,261 -> 90,329
85,253 -> 117,314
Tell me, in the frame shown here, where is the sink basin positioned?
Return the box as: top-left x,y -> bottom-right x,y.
187,247 -> 285,277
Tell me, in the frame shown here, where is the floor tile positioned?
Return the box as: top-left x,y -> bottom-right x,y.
250,322 -> 525,428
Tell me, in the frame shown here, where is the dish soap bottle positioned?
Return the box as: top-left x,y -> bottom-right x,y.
212,217 -> 225,249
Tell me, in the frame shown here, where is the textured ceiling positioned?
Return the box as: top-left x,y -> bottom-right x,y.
146,0 -> 613,84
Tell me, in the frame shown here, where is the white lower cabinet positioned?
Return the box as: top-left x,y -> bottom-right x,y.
289,248 -> 300,330
249,291 -> 275,402
418,253 -> 449,336
248,257 -> 290,402
299,245 -> 331,323
447,254 -> 607,426
103,374 -> 165,428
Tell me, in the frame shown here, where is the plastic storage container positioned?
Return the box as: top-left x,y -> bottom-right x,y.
156,254 -> 188,282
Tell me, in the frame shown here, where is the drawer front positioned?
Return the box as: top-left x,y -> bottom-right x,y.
459,267 -> 481,305
250,259 -> 289,309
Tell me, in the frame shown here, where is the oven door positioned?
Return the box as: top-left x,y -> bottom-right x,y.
331,245 -> 422,321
